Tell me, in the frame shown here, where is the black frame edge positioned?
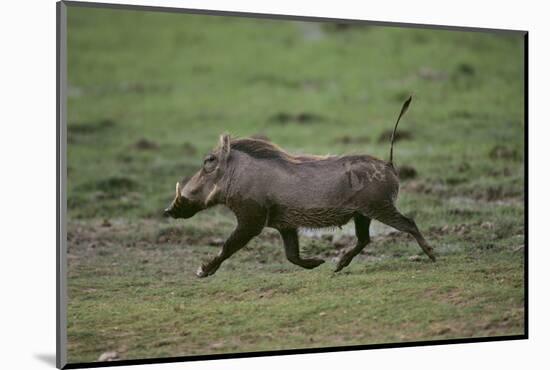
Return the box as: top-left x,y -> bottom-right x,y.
523,32 -> 529,339
56,2 -> 61,368
57,1 -> 68,368
63,335 -> 527,369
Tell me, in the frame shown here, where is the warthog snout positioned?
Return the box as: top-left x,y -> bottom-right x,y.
164,182 -> 203,219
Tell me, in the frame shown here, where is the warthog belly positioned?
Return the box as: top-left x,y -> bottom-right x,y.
267,206 -> 356,229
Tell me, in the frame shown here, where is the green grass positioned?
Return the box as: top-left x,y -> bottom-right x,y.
66,5 -> 525,364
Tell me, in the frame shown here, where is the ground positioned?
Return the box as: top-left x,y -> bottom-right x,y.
66,6 -> 525,363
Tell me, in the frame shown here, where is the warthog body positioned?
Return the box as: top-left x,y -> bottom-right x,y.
164,97 -> 435,277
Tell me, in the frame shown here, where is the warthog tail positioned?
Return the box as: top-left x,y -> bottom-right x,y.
389,95 -> 413,166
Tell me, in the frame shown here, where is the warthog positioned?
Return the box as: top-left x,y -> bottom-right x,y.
164,96 -> 435,277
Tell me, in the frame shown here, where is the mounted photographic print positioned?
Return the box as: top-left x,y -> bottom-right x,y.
57,1 -> 527,368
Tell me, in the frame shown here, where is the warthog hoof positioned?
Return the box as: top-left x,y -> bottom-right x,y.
306,258 -> 325,269
196,263 -> 219,278
424,247 -> 436,262
196,266 -> 207,278
294,258 -> 325,269
334,254 -> 354,272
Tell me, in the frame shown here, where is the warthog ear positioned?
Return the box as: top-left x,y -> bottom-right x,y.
218,134 -> 231,164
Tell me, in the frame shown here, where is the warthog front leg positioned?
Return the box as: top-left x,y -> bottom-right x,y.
279,228 -> 325,269
196,210 -> 266,278
335,214 -> 371,272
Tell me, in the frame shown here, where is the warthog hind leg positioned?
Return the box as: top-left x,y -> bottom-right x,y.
371,204 -> 436,261
335,214 -> 371,272
279,228 -> 325,269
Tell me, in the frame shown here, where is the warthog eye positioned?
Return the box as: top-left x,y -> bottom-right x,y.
203,154 -> 217,172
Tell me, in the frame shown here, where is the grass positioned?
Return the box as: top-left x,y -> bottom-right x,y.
66,5 -> 525,364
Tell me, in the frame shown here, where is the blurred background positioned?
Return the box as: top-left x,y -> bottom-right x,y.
67,7 -> 524,219
66,5 -> 525,363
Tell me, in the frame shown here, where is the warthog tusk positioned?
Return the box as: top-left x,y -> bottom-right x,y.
176,182 -> 181,200
205,184 -> 218,206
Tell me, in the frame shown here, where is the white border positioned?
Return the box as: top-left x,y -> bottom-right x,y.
2,1 -> 548,369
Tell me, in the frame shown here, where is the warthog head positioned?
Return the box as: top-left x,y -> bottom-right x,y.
163,135 -> 230,219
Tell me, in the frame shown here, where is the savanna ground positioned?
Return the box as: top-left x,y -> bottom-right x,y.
66,6 -> 525,364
